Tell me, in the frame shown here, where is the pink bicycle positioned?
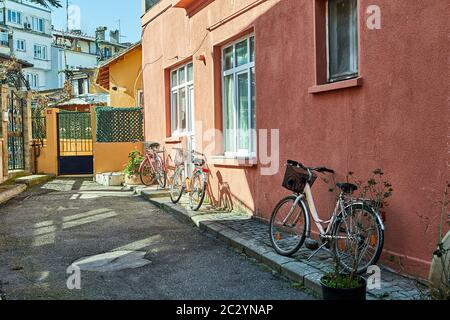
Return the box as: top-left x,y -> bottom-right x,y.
139,142 -> 167,188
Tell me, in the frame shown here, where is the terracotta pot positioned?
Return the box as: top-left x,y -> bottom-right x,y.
124,174 -> 141,185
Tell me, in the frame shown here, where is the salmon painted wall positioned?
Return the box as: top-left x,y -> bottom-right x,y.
141,0 -> 449,278
109,47 -> 143,107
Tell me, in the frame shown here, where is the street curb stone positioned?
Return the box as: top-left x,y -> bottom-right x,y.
0,184 -> 27,205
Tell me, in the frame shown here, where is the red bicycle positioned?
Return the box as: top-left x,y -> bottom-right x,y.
139,142 -> 167,188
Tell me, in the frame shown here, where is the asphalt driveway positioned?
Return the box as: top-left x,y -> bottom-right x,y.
0,178 -> 312,300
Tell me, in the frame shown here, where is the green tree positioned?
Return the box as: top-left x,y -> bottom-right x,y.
30,0 -> 62,8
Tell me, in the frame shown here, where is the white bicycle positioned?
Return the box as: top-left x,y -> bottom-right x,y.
269,160 -> 385,274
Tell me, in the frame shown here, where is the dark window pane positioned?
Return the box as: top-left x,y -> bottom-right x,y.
328,0 -> 358,81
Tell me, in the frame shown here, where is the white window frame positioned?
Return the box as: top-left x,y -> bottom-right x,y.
136,89 -> 144,108
16,39 -> 26,52
34,44 -> 47,60
26,73 -> 39,89
31,16 -> 44,33
170,62 -> 194,136
7,9 -> 22,25
0,31 -> 8,46
326,0 -> 359,82
221,34 -> 256,158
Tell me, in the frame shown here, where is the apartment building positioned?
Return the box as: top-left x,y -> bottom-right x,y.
0,0 -> 52,90
48,27 -> 130,94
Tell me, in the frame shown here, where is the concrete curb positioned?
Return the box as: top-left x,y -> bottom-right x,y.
14,174 -> 55,188
0,175 -> 55,205
0,184 -> 27,205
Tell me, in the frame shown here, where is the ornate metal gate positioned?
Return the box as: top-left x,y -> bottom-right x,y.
57,112 -> 93,175
8,91 -> 25,171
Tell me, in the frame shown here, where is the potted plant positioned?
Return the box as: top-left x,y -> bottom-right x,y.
320,169 -> 394,300
428,182 -> 450,300
124,150 -> 144,185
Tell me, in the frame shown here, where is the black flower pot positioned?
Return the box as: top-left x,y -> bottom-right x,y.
320,275 -> 367,300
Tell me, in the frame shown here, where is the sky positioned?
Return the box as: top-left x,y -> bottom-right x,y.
50,0 -> 142,43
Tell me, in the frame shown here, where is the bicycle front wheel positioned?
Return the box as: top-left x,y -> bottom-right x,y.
332,203 -> 384,274
170,166 -> 185,204
269,196 -> 308,256
139,159 -> 156,186
189,171 -> 207,211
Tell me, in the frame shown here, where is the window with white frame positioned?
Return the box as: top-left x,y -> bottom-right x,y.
34,44 -> 47,60
170,62 -> 193,135
16,39 -> 26,51
137,90 -> 144,108
327,0 -> 358,82
31,17 -> 44,33
26,73 -> 39,89
0,31 -> 8,46
7,10 -> 22,25
222,35 -> 255,157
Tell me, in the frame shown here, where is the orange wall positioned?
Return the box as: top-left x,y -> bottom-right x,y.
35,110 -> 58,176
109,47 -> 143,107
93,142 -> 144,174
141,0 -> 448,279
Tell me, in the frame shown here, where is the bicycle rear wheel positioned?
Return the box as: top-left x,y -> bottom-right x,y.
189,171 -> 207,211
154,156 -> 167,189
139,159 -> 156,186
332,203 -> 384,274
170,166 -> 185,204
269,196 -> 308,256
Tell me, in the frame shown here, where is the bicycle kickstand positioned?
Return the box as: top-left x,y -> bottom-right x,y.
306,241 -> 329,262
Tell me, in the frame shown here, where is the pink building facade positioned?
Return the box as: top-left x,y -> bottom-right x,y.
141,0 -> 448,279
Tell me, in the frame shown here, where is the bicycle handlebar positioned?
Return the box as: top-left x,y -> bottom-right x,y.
287,160 -> 335,174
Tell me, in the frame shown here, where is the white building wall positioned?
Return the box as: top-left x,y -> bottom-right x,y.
1,0 -> 53,90
13,29 -> 52,70
47,45 -> 99,90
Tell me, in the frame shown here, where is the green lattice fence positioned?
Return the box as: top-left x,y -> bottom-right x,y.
96,107 -> 144,143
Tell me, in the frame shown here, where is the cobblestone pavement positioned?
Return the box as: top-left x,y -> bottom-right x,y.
213,219 -> 427,300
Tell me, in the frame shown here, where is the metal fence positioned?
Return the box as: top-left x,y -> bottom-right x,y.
96,107 -> 144,143
32,115 -> 46,140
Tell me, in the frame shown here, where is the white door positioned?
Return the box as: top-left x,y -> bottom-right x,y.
186,85 -> 195,177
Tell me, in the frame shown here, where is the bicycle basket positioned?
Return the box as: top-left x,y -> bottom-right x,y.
173,148 -> 188,166
144,142 -> 161,153
282,161 -> 317,193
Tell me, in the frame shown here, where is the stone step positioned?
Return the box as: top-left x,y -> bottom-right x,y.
0,184 -> 27,205
141,189 -> 170,199
7,170 -> 30,181
14,174 -> 55,188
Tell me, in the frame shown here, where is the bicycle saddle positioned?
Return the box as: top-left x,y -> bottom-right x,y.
147,142 -> 160,149
336,183 -> 358,194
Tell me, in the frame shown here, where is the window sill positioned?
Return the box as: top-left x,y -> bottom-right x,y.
308,77 -> 363,94
165,136 -> 183,144
212,156 -> 257,168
